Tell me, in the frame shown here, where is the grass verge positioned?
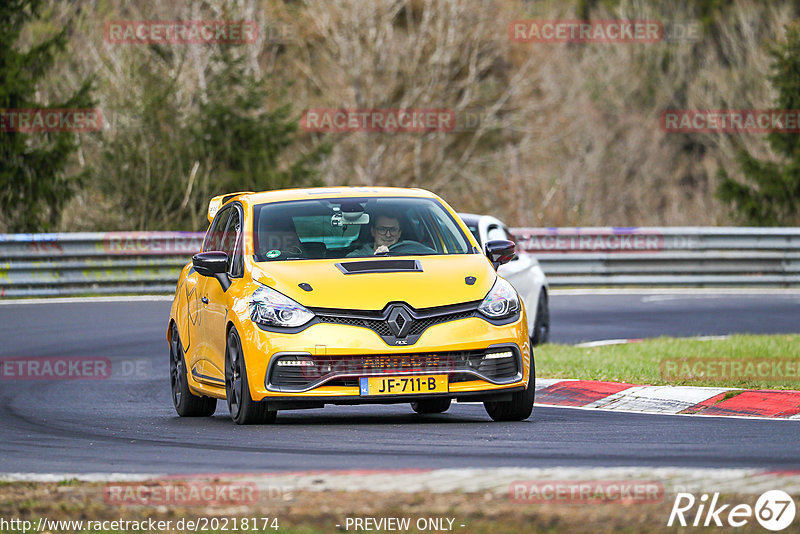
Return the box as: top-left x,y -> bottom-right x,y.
535,334 -> 800,389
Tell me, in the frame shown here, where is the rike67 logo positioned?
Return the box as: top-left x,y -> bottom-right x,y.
668,491 -> 796,531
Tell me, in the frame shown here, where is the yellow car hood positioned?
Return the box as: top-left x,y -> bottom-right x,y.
251,254 -> 496,310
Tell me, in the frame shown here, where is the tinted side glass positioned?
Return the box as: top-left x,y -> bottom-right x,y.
204,207 -> 232,252
223,209 -> 243,277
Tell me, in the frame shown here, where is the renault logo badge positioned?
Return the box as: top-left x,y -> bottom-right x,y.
387,307 -> 413,338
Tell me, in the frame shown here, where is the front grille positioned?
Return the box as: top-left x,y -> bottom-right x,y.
268,349 -> 520,391
312,301 -> 480,344
406,310 -> 475,335
316,315 -> 393,336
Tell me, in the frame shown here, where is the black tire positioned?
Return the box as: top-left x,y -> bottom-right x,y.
225,327 -> 276,425
411,398 -> 452,414
169,323 -> 217,417
530,289 -> 550,347
484,358 -> 535,422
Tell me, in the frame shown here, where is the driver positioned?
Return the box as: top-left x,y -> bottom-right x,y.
348,213 -> 403,256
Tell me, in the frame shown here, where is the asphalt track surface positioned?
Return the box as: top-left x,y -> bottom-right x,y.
1,292 -> 798,474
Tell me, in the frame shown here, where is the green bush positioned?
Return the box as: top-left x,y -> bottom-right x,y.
0,0 -> 95,232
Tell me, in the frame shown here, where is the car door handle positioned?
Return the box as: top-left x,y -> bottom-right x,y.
201,296 -> 209,304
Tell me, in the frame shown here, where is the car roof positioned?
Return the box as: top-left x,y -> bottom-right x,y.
241,186 -> 435,205
209,187 -> 442,222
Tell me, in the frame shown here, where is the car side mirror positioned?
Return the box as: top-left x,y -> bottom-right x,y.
485,240 -> 516,270
192,251 -> 231,291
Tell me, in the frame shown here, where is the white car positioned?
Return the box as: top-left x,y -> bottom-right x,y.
459,213 -> 550,346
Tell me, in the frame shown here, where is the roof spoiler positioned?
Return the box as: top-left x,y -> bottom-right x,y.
207,192 -> 253,222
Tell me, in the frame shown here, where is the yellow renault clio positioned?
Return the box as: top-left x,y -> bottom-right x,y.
168,187 -> 533,424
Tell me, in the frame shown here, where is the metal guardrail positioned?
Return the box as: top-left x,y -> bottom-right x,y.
0,228 -> 798,297
0,232 -> 202,297
512,227 -> 800,287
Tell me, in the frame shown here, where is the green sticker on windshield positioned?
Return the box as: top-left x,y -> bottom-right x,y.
266,249 -> 281,258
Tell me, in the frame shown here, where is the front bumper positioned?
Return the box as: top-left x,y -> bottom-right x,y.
239,314 -> 530,403
266,344 -> 522,392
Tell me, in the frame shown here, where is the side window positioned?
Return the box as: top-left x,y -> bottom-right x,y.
222,209 -> 243,277
204,207 -> 232,251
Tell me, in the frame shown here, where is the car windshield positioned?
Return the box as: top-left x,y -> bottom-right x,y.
252,197 -> 473,261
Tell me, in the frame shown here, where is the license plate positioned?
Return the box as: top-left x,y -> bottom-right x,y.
359,375 -> 448,396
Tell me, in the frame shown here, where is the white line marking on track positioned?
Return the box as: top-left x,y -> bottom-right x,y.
0,296 -> 173,305
574,335 -> 730,347
552,288 -> 800,296
574,338 -> 642,348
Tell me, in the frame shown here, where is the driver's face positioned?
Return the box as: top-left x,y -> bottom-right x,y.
371,216 -> 401,248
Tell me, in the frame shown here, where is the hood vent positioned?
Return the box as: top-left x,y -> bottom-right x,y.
336,259 -> 423,275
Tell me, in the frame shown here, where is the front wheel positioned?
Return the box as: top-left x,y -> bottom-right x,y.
484,359 -> 535,422
225,327 -> 276,425
169,323 -> 216,417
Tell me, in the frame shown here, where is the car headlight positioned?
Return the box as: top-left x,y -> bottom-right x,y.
477,277 -> 520,319
249,284 -> 314,328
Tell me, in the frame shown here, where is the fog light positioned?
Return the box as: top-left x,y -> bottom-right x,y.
276,357 -> 315,367
484,350 -> 514,360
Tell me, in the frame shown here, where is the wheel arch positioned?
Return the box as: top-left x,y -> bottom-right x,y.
167,318 -> 178,348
